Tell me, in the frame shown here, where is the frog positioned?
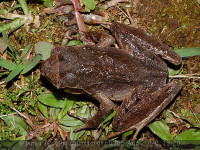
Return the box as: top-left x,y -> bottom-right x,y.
40,22 -> 182,139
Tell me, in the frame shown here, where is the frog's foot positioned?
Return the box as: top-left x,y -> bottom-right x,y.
69,93 -> 114,133
112,79 -> 181,140
67,111 -> 87,123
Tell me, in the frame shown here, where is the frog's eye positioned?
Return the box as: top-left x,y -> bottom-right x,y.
59,55 -> 65,62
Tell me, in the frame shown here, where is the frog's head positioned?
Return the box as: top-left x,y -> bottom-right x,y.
40,47 -> 78,89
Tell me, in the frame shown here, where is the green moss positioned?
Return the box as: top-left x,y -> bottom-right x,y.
137,0 -> 200,49
135,0 -> 200,137
1,0 -> 200,141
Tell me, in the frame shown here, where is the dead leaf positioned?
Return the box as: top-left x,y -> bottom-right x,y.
0,38 -> 8,53
184,100 -> 191,110
52,113 -> 58,137
58,125 -> 67,140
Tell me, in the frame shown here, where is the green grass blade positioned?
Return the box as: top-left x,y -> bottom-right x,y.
122,130 -> 134,141
174,48 -> 200,58
21,54 -> 42,74
5,65 -> 23,82
22,44 -> 31,63
175,129 -> 200,140
174,129 -> 200,145
102,110 -> 116,124
0,71 -> 9,76
17,0 -> 29,16
0,57 -> 17,70
0,18 -> 26,34
2,31 -> 17,61
58,96 -> 75,120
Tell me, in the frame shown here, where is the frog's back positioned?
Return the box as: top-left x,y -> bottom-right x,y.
41,45 -> 168,97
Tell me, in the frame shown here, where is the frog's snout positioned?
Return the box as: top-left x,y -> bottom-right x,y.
40,55 -> 61,87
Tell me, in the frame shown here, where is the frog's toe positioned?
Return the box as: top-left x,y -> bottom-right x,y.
74,125 -> 87,133
67,111 -> 87,123
73,118 -> 101,133
68,111 -> 99,132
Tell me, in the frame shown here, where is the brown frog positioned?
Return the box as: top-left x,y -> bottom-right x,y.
40,22 -> 182,139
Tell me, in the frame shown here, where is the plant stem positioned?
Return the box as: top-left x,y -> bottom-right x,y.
18,0 -> 29,16
0,12 -> 28,20
0,18 -> 26,33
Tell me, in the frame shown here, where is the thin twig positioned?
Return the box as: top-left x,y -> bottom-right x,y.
167,110 -> 181,118
116,6 -> 130,21
14,82 -> 22,89
125,9 -> 136,27
169,74 -> 200,79
12,107 -> 27,119
0,12 -> 28,20
0,113 -> 17,118
11,1 -> 17,7
0,81 -> 5,85
166,25 -> 186,39
104,0 -> 130,9
190,108 -> 200,123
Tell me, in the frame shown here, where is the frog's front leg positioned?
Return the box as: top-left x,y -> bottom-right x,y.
79,31 -> 115,47
112,79 -> 181,139
69,92 -> 114,132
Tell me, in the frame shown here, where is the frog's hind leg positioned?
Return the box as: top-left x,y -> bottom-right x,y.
132,79 -> 181,139
68,92 -> 114,132
110,22 -> 182,66
112,79 -> 181,140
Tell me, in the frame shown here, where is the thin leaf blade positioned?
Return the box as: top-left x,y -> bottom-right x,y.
5,65 -> 23,82
2,31 -> 16,59
38,102 -> 48,118
103,111 -> 116,124
22,44 -> 31,63
21,54 -> 42,74
174,129 -> 200,145
58,95 -> 76,120
174,48 -> 200,58
0,57 -> 17,70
